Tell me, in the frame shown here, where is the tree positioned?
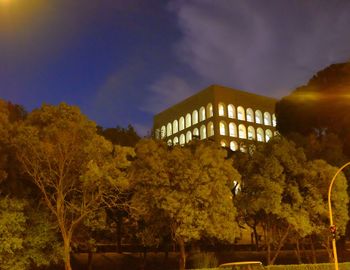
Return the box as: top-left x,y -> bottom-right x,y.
0,197 -> 61,270
12,103 -> 132,270
130,139 -> 241,270
236,137 -> 349,264
276,61 -> 350,156
236,137 -> 315,264
98,124 -> 141,147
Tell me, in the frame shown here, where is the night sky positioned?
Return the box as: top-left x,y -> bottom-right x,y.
1,0 -> 350,135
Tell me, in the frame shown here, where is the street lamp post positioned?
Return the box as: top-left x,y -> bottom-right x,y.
328,161 -> 350,270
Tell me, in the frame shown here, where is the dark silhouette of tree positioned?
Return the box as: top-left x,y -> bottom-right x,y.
276,61 -> 350,156
98,124 -> 140,147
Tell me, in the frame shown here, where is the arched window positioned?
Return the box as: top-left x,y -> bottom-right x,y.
173,120 -> 178,133
220,140 -> 227,147
219,121 -> 227,136
179,117 -> 185,131
192,110 -> 199,125
180,134 -> 185,145
185,113 -> 191,128
264,112 -> 271,126
265,129 -> 273,142
155,128 -> 160,139
230,141 -> 238,151
246,108 -> 254,122
186,131 -> 192,143
240,144 -> 247,153
218,103 -> 225,116
247,126 -> 255,140
200,125 -> 207,139
228,104 -> 235,118
255,110 -> 262,124
207,121 -> 214,137
193,128 -> 199,137
237,106 -> 245,121
173,136 -> 179,145
199,106 -> 206,121
257,128 -> 264,142
238,124 -> 247,139
167,123 -> 172,137
229,123 -> 237,137
161,126 -> 166,139
167,139 -> 172,146
272,114 -> 277,127
207,103 -> 213,118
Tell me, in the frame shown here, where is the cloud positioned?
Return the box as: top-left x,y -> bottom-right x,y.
166,0 -> 350,98
141,74 -> 196,114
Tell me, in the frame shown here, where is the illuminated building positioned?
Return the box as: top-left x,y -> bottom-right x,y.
153,85 -> 277,152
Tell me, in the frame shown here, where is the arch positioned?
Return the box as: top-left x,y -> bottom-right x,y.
255,110 -> 262,124
265,129 -> 273,142
229,122 -> 237,137
230,141 -> 238,151
207,121 -> 214,137
220,140 -> 227,147
200,125 -> 207,139
186,131 -> 192,143
238,124 -> 247,139
272,113 -> 277,127
246,108 -> 254,122
173,136 -> 179,145
199,106 -> 206,121
192,110 -> 199,125
167,123 -> 172,137
228,104 -> 236,118
161,125 -> 166,139
219,121 -> 227,136
179,117 -> 185,131
264,112 -> 271,126
173,120 -> 178,133
240,144 -> 247,153
180,134 -> 185,145
257,128 -> 264,142
207,103 -> 213,118
247,126 -> 256,140
155,128 -> 160,139
185,113 -> 191,128
193,128 -> 199,137
218,102 -> 226,116
237,106 -> 245,121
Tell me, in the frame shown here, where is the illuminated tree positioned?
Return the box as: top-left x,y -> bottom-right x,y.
12,103 -> 132,270
130,139 -> 240,270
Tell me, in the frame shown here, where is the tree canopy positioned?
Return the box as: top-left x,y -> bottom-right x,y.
12,103 -> 133,270
130,139 -> 241,270
276,62 -> 350,156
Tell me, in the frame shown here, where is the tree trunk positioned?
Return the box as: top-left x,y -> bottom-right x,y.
178,238 -> 186,270
294,238 -> 302,264
63,238 -> 72,270
253,226 -> 259,251
310,236 -> 317,264
87,252 -> 93,270
270,224 -> 290,265
116,213 -> 123,253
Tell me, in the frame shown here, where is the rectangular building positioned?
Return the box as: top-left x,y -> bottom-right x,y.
153,85 -> 277,152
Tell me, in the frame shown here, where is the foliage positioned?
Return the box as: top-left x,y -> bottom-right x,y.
236,137 -> 349,264
0,197 -> 61,270
130,139 -> 241,270
98,124 -> 141,147
12,103 -> 133,270
276,61 -> 350,156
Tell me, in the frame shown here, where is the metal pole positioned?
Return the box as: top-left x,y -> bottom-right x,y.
328,161 -> 350,270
